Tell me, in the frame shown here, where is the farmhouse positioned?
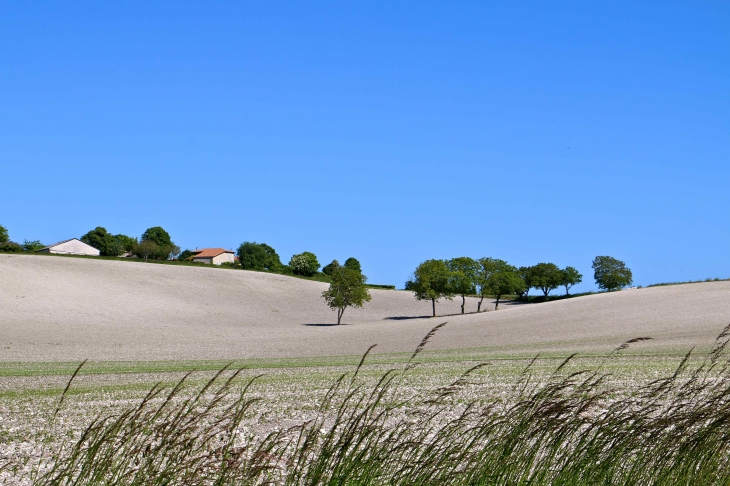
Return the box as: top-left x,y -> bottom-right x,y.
36,238 -> 100,256
191,248 -> 235,265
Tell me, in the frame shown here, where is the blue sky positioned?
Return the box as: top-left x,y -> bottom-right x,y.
1,1 -> 728,291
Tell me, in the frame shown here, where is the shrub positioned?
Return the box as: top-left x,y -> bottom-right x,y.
237,242 -> 282,271
289,251 -> 319,276
0,241 -> 22,252
22,240 -> 45,252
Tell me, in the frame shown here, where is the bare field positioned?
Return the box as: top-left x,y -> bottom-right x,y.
2,253 -> 730,361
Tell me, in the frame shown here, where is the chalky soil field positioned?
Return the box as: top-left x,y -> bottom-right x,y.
1,254 -> 730,484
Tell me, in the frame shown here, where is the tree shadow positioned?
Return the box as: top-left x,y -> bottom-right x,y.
384,315 -> 433,320
303,323 -> 341,327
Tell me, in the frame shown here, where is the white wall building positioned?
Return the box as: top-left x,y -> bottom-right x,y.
191,248 -> 235,265
37,238 -> 100,256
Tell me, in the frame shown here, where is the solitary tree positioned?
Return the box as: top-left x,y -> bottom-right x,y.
322,259 -> 340,276
561,266 -> 583,296
531,263 -> 563,300
406,259 -> 453,317
592,256 -> 633,291
0,225 -> 8,244
485,264 -> 524,310
321,266 -> 372,324
81,227 -> 123,256
238,242 -> 282,271
447,257 -> 478,314
289,251 -> 319,276
518,266 -> 534,301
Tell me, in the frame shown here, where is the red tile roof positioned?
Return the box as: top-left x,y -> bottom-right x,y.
191,248 -> 234,258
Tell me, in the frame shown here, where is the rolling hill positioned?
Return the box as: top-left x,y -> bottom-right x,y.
1,254 -> 729,361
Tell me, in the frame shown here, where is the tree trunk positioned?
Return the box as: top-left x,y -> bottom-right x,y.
432,299 -> 436,317
495,295 -> 500,310
337,307 -> 344,325
477,296 -> 483,312
461,295 -> 465,314
565,285 -> 570,296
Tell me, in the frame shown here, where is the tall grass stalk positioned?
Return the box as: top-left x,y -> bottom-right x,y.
25,323 -> 730,485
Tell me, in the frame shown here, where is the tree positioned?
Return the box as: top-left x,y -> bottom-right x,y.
322,259 -> 340,276
289,251 -> 319,276
344,257 -> 362,273
592,256 -> 633,291
518,266 -> 534,301
0,241 -> 22,252
135,240 -> 159,262
115,235 -> 137,253
487,265 -> 523,310
168,245 -> 181,260
561,266 -> 583,296
140,227 -> 174,260
477,258 -> 523,310
531,262 -> 563,300
406,259 -> 453,317
447,257 -> 478,314
476,258 -> 497,312
237,242 -> 282,271
321,266 -> 372,324
0,225 -> 8,244
81,227 -> 123,256
22,240 -> 45,252
141,227 -> 172,247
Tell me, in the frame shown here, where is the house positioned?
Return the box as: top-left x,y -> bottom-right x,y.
190,248 -> 235,265
36,238 -> 100,256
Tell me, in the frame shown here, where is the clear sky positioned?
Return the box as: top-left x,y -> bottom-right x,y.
1,1 -> 728,291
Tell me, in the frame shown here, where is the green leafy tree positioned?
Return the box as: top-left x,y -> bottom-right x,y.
81,227 -> 123,256
0,241 -> 22,252
141,227 -> 172,247
488,266 -> 523,310
406,259 -> 453,317
321,266 -> 372,324
476,258 -> 497,312
561,266 -> 583,296
518,266 -> 534,300
0,225 -> 8,244
447,257 -> 478,314
477,258 -> 523,310
531,262 -> 563,299
22,240 -> 45,252
592,256 -> 633,291
289,251 -> 319,276
237,242 -> 282,271
135,240 -> 159,262
115,235 -> 137,253
140,227 -> 174,260
344,257 -> 362,273
322,259 -> 340,276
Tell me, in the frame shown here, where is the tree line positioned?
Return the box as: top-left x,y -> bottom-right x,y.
406,256 -> 632,317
